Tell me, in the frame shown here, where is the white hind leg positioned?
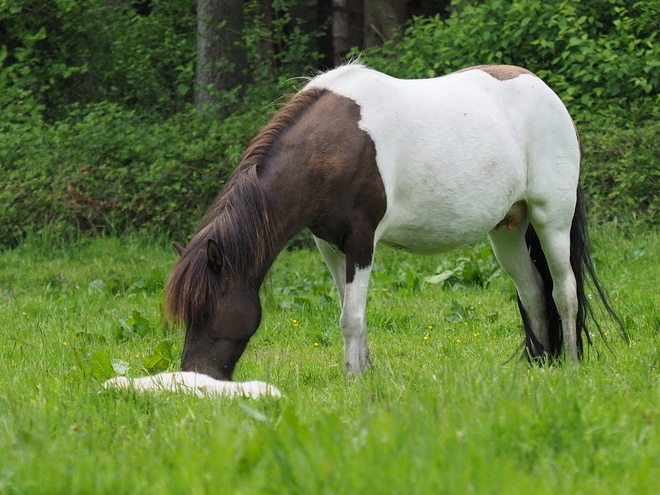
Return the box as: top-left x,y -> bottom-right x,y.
533,227 -> 579,361
488,220 -> 549,355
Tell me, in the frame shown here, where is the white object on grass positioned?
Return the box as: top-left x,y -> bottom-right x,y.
103,371 -> 282,398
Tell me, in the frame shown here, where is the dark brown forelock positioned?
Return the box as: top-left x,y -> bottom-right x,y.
165,87 -> 327,324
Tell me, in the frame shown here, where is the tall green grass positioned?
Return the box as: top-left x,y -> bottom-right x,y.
1,225 -> 659,494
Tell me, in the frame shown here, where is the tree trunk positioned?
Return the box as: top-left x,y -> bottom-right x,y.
332,0 -> 350,66
364,0 -> 404,46
331,0 -> 364,66
316,0 -> 335,68
195,0 -> 247,113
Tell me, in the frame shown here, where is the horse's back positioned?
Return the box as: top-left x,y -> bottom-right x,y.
304,65 -> 580,253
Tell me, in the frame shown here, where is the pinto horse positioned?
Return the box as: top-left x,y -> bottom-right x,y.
165,63 -> 623,381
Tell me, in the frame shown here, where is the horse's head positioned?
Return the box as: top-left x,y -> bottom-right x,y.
168,239 -> 262,381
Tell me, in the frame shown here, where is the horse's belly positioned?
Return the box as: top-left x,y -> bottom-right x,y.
374,167 -> 520,254
379,228 -> 486,254
377,215 -> 498,255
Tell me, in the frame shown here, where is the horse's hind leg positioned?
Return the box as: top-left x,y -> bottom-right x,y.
533,225 -> 579,361
488,220 -> 550,356
315,237 -> 347,309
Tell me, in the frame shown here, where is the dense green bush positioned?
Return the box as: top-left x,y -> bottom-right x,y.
0,97 -> 278,246
0,0 -> 197,121
581,119 -> 660,223
0,0 -> 321,122
1,0 -> 658,246
0,0 -> 320,246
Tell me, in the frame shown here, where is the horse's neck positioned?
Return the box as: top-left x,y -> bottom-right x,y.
215,180 -> 308,286
229,87 -> 378,276
259,187 -> 309,274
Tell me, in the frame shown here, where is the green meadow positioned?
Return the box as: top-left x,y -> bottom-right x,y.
1,224 -> 659,494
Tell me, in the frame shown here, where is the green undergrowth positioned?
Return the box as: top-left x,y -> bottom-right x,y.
0,224 -> 659,493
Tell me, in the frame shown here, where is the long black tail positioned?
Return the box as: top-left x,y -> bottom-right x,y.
518,187 -> 626,361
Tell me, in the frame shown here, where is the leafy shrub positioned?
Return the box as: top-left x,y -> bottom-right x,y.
2,0 -> 658,246
244,0 -> 325,83
0,93 -> 283,246
0,0 -> 196,120
581,117 -> 660,223
0,0 -> 321,122
0,0 -> 326,246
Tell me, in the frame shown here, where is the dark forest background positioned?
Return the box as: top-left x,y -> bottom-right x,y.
0,0 -> 658,246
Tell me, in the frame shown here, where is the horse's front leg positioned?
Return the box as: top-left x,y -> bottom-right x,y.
340,262 -> 373,373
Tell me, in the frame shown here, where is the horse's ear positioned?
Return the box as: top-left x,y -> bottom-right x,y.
206,239 -> 224,274
172,242 -> 185,257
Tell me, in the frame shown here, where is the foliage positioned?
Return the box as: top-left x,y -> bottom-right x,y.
73,349 -> 117,381
0,93 -> 283,246
244,0 -> 325,83
143,340 -> 175,374
581,116 -> 660,222
372,243 -> 502,294
115,310 -> 159,342
1,0 -> 659,244
0,0 -> 321,122
424,241 -> 503,290
0,0 -> 325,246
0,0 -> 197,121
372,263 -> 424,293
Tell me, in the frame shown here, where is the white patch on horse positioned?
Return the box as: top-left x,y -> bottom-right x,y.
103,372 -> 283,398
340,264 -> 373,373
305,65 -> 560,255
304,63 -> 592,362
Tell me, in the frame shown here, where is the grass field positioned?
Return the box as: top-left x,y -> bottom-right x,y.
1,224 -> 659,494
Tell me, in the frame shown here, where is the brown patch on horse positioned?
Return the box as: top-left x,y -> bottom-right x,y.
455,65 -> 536,81
164,87 -> 387,324
260,89 -> 387,283
494,201 -> 527,231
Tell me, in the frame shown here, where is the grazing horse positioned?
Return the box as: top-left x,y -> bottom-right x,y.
165,63 -> 623,381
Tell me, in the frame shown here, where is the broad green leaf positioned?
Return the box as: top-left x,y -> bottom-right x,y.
143,341 -> 173,374
90,351 -> 116,381
425,270 -> 455,284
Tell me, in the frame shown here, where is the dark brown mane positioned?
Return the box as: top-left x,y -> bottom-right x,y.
165,87 -> 327,324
